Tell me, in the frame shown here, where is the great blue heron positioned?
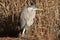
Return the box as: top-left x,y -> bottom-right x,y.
18,5 -> 43,36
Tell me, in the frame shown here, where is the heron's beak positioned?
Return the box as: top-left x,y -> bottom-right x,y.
34,8 -> 43,11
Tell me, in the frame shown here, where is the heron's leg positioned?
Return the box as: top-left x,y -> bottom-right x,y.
22,28 -> 26,36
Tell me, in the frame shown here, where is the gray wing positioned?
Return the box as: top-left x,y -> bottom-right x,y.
20,16 -> 26,29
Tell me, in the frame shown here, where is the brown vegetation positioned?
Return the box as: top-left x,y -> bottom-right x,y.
0,0 -> 60,40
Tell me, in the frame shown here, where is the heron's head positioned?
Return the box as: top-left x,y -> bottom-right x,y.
27,5 -> 43,11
